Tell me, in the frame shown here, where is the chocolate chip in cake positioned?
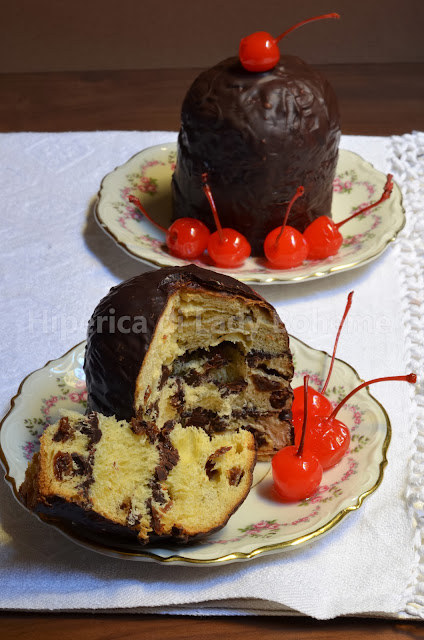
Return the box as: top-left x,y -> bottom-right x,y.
246,350 -> 274,368
127,505 -> 142,527
120,497 -> 131,512
205,459 -> 218,480
77,450 -> 95,501
145,398 -> 160,419
228,467 -> 244,486
53,451 -> 73,480
269,388 -> 292,409
80,413 -> 102,445
158,366 -> 170,391
150,504 -> 165,535
169,378 -> 185,409
144,385 -> 152,403
154,465 -> 168,482
145,499 -> 165,536
154,423 -> 180,481
217,378 -> 248,397
203,351 -> 228,372
183,369 -> 203,387
182,408 -> 228,432
161,420 -> 176,437
52,416 -> 74,443
71,453 -> 90,476
205,446 -> 232,480
148,479 -> 167,505
251,374 -> 282,392
257,364 -> 288,379
160,445 -> 180,472
130,415 -> 158,443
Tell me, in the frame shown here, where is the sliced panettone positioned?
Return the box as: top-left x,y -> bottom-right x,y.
19,411 -> 257,545
84,265 -> 294,460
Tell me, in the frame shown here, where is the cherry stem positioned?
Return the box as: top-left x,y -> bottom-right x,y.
336,174 -> 394,230
274,186 -> 305,248
297,375 -> 309,458
128,195 -> 167,233
275,13 -> 340,44
202,173 -> 224,244
329,373 -> 417,421
321,292 -> 354,395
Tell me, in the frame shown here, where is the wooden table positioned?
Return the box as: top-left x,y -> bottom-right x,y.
1,63 -> 423,135
1,64 -> 423,639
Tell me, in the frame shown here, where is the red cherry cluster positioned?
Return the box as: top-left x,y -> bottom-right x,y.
129,172 -> 393,269
272,291 -> 417,501
129,176 -> 251,268
272,375 -> 323,502
273,372 -> 417,502
239,13 -> 340,73
265,174 -> 394,269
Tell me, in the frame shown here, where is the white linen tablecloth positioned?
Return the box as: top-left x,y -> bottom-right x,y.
0,130 -> 423,620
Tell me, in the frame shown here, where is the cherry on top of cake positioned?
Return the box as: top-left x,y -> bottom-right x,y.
239,12 -> 340,73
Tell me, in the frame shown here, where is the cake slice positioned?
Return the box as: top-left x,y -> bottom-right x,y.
19,411 -> 256,544
84,265 -> 294,460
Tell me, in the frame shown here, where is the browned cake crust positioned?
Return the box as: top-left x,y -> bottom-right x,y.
84,265 -> 294,460
172,56 -> 341,255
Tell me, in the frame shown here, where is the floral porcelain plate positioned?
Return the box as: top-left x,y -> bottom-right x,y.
1,336 -> 390,565
95,143 -> 405,284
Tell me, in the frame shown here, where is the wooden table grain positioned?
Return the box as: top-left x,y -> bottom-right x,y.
1,63 -> 423,135
1,612 -> 423,639
1,63 -> 423,638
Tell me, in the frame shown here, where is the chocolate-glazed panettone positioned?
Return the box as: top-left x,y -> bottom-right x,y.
171,56 -> 341,255
19,411 -> 256,545
84,265 -> 294,460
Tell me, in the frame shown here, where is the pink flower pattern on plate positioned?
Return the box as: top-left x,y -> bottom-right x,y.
107,155 -> 390,272
98,144 -> 404,282
212,507 -> 322,544
22,380 -> 88,460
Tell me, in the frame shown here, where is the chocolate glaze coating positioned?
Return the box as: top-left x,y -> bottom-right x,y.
172,56 -> 341,255
84,265 -> 276,421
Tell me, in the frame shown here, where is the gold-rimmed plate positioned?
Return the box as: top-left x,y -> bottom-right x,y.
95,143 -> 405,284
1,336 -> 390,564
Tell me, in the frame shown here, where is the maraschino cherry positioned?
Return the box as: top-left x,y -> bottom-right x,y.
128,195 -> 210,260
292,291 -> 354,422
304,174 -> 394,261
201,173 -> 251,268
264,186 -> 308,269
239,13 -> 340,73
272,375 -> 323,502
305,373 -> 417,470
